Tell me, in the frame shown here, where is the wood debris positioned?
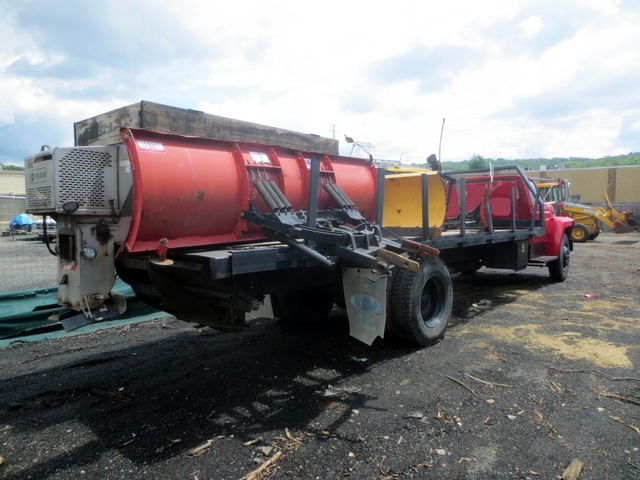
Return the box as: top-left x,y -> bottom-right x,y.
377,455 -> 397,478
436,409 -> 461,427
561,458 -> 583,480
273,428 -> 303,452
609,415 -> 626,425
549,381 -> 564,394
322,385 -> 362,397
610,416 -> 640,434
116,434 -> 137,449
243,437 -> 263,447
534,410 -> 558,436
601,391 -> 640,406
465,373 -> 513,388
156,438 -> 182,453
186,439 -> 214,458
552,368 -> 640,383
445,375 -> 477,397
239,450 -> 283,480
528,393 -> 544,405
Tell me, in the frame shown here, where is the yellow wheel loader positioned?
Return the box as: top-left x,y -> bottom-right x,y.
535,178 -> 639,243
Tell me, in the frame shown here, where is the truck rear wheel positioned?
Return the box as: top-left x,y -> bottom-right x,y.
273,284 -> 335,325
548,234 -> 570,282
571,224 -> 590,243
389,258 -> 453,347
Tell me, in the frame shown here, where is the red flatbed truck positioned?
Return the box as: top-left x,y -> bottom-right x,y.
25,128 -> 573,348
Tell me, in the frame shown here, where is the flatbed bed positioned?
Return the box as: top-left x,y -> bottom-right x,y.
26,130 -> 573,348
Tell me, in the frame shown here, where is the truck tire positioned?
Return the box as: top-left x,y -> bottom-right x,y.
571,224 -> 590,243
548,234 -> 570,282
589,226 -> 600,240
389,258 -> 453,347
274,284 -> 335,325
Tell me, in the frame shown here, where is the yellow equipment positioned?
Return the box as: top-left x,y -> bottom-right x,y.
536,178 -> 571,204
383,166 -> 447,236
534,178 -> 639,242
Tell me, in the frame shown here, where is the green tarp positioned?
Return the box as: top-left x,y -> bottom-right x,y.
0,278 -> 166,347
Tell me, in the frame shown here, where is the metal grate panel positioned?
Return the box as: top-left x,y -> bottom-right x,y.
58,148 -> 115,209
26,186 -> 53,210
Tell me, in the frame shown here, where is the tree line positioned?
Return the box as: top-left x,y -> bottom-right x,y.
4,151 -> 640,173
429,152 -> 640,172
0,164 -> 25,171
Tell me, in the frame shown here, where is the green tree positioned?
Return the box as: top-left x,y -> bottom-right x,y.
468,154 -> 488,170
1,164 -> 25,171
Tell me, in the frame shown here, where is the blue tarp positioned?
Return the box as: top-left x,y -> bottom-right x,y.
9,213 -> 33,228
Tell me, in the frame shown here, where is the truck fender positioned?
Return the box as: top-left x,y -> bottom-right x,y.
546,217 -> 574,257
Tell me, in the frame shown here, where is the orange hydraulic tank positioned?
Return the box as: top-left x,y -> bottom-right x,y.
121,128 -> 378,253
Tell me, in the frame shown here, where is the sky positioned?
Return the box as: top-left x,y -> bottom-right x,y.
1,0 -> 639,167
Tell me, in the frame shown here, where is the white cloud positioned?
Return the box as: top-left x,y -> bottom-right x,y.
0,0 -> 638,165
519,15 -> 543,38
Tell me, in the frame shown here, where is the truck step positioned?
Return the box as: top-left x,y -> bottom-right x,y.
529,255 -> 556,264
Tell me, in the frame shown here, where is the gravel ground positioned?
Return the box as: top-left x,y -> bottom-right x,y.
0,236 -> 58,292
0,232 -> 639,479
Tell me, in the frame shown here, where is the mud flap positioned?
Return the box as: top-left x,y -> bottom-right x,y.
57,292 -> 127,332
342,268 -> 389,345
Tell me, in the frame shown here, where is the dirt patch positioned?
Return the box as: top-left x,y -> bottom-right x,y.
470,323 -> 633,369
1,232 -> 639,479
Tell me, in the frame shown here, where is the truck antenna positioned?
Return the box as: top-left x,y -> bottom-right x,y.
438,118 -> 445,163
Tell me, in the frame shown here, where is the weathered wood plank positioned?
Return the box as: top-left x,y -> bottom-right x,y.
74,101 -> 339,154
561,458 -> 583,480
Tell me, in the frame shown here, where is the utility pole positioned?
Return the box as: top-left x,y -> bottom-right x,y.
328,124 -> 338,140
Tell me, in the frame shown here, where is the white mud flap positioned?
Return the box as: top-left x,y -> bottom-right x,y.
342,268 -> 389,345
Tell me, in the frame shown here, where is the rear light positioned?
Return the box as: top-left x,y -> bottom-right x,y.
557,203 -> 564,209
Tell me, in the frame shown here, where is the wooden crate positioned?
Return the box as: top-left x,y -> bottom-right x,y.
74,100 -> 339,154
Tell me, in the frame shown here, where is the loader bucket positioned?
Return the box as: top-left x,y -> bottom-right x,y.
623,212 -> 640,229
613,221 -> 633,234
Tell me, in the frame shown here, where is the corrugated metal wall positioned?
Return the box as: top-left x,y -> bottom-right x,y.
530,165 -> 640,203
